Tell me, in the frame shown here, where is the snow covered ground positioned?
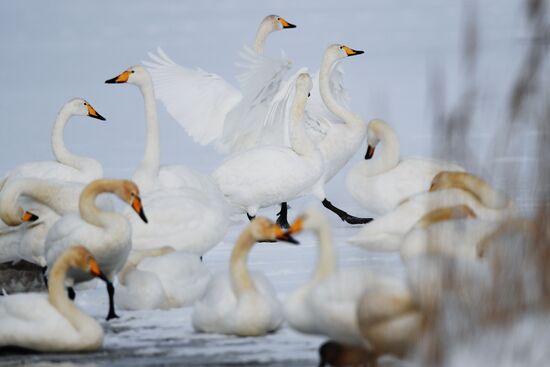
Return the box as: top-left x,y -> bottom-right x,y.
0,0 -> 542,365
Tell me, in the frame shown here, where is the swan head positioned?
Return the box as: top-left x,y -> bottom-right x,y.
105,65 -> 150,86
262,15 -> 296,33
65,98 -> 106,121
365,119 -> 388,159
296,73 -> 313,98
325,44 -> 364,65
115,180 -> 148,224
250,217 -> 299,244
65,246 -> 108,282
286,206 -> 330,235
1,206 -> 39,226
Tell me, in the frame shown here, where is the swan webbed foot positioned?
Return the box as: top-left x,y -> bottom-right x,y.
322,199 -> 373,225
106,281 -> 119,321
67,287 -> 76,301
276,202 -> 290,229
247,213 -> 256,221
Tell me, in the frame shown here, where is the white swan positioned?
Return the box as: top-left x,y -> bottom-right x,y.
116,246 -> 210,310
285,208 -> 400,347
192,217 -> 298,336
0,177 -> 113,266
0,246 -> 107,352
44,179 -> 148,320
212,73 -> 324,218
346,119 -> 465,215
105,66 -> 230,255
0,98 -> 105,190
144,15 -> 296,153
348,172 -> 515,252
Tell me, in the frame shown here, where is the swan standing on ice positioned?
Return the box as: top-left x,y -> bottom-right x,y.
0,98 -> 105,190
192,217 -> 298,336
144,15 -> 296,153
212,73 -> 324,219
346,119 -> 464,215
44,179 -> 148,320
116,246 -> 211,311
0,246 -> 108,352
105,66 -> 229,255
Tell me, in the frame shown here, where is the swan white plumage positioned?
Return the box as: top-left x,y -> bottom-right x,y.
346,119 -> 465,215
0,98 -> 105,190
105,66 -> 230,255
0,177 -> 113,266
285,208 -> 402,347
0,246 -> 107,352
349,172 -> 515,251
212,73 -> 324,218
116,246 -> 210,310
44,179 -> 148,319
192,217 -> 298,336
144,15 -> 296,153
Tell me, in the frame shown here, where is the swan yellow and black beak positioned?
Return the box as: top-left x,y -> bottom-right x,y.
365,145 -> 375,160
89,258 -> 109,282
274,224 -> 299,244
342,45 -> 364,57
131,195 -> 148,223
85,102 -> 106,121
279,17 -> 296,29
105,70 -> 130,84
21,210 -> 39,222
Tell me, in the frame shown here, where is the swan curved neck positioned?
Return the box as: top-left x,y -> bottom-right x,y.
79,180 -> 118,228
368,125 -> 400,174
134,80 -> 160,190
51,107 -> 86,172
230,228 -> 257,296
290,91 -> 316,156
253,22 -> 273,54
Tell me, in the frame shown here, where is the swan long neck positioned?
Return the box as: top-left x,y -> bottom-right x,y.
48,253 -> 91,331
289,89 -> 316,156
51,106 -> 85,172
371,124 -> 400,173
134,79 -> 160,188
230,228 -> 257,296
253,21 -> 273,54
319,59 -> 362,129
312,222 -> 337,282
79,180 -> 118,228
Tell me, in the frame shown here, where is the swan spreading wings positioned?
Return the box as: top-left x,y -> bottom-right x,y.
144,15 -> 350,154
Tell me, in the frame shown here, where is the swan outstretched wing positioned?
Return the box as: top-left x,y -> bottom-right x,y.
144,47 -> 242,147
219,46 -> 292,152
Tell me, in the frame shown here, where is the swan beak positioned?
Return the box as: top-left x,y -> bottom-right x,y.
21,211 -> 39,222
105,70 -> 130,84
132,196 -> 148,223
342,46 -> 364,57
89,259 -> 108,282
365,145 -> 375,159
279,17 -> 296,29
86,103 -> 106,121
274,225 -> 300,245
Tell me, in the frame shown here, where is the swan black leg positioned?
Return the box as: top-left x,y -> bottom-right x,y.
106,281 -> 119,320
247,213 -> 255,221
42,266 -> 48,289
322,198 -> 373,225
67,287 -> 76,300
276,202 -> 290,229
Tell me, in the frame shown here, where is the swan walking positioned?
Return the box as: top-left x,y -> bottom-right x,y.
44,179 -> 148,320
116,246 -> 210,310
346,119 -> 464,215
0,246 -> 108,352
192,218 -> 298,336
0,98 -> 105,190
105,66 -> 229,255
212,73 -> 324,219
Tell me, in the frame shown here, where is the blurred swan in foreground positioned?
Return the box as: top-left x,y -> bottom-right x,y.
346,119 -> 464,215
0,246 -> 107,352
213,73 -> 324,219
0,98 -> 105,190
144,15 -> 296,153
45,179 -> 148,320
192,218 -> 298,336
105,66 -> 230,255
116,246 -> 210,310
349,172 -> 514,251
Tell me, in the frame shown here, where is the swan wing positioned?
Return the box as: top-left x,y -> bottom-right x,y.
219,46 -> 293,152
144,47 -> 242,148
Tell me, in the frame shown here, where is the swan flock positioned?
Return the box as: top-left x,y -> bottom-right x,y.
0,12 -> 531,367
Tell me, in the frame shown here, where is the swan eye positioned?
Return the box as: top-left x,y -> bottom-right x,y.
83,102 -> 87,106
131,70 -> 135,74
